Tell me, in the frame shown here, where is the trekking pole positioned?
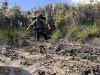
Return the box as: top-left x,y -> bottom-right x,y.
26,8 -> 37,31
26,24 -> 32,31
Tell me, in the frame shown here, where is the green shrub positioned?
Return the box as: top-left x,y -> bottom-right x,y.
0,29 -> 28,46
78,23 -> 99,38
69,21 -> 99,41
51,29 -> 63,39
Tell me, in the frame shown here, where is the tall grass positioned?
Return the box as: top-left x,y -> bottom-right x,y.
0,29 -> 28,46
51,29 -> 63,39
51,25 -> 68,39
79,24 -> 99,38
0,29 -> 27,39
52,20 -> 100,41
67,24 -> 99,41
0,29 -> 7,39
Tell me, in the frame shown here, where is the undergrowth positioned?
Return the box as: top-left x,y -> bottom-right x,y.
52,20 -> 100,41
0,29 -> 29,47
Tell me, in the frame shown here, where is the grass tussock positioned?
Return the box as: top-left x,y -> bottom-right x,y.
51,29 -> 63,39
0,29 -> 29,47
52,20 -> 100,41
0,29 -> 27,39
69,21 -> 100,41
78,24 -> 98,38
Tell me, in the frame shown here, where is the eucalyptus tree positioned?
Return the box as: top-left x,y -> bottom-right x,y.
10,3 -> 22,28
44,3 -> 55,31
54,2 -> 70,29
0,0 -> 8,29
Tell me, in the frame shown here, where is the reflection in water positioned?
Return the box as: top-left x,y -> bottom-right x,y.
10,69 -> 16,75
0,66 -> 30,75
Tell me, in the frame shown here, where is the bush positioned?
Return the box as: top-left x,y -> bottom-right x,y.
69,21 -> 100,41
51,29 -> 63,39
0,29 -> 28,47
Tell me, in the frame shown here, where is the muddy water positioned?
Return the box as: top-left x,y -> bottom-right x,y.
0,66 -> 30,75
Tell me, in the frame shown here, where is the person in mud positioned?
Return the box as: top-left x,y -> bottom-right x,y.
26,13 -> 51,41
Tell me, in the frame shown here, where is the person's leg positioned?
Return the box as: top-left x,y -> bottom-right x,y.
42,29 -> 48,40
37,32 -> 40,41
44,34 -> 48,40
35,31 -> 40,41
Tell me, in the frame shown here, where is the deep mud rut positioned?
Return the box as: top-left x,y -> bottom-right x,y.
0,38 -> 100,75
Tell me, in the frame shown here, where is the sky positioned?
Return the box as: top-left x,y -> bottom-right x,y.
72,0 -> 100,3
0,0 -> 100,10
0,0 -> 76,10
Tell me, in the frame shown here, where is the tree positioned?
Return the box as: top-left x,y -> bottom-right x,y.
0,9 -> 5,29
38,5 -> 45,15
0,0 -> 8,29
1,0 -> 8,9
45,3 -> 55,31
10,3 -> 22,28
54,2 -> 70,28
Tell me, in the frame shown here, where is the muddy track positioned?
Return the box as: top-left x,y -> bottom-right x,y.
0,38 -> 100,75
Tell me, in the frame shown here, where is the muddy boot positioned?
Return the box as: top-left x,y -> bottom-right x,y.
44,35 -> 48,40
35,38 -> 39,41
35,32 -> 40,41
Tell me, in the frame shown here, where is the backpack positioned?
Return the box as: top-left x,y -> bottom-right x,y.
32,16 -> 46,21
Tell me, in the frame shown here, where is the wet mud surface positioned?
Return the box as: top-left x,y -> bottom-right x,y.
0,38 -> 100,75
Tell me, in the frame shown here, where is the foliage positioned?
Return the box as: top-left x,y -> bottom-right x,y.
51,29 -> 63,39
0,29 -> 28,46
44,3 -> 55,31
69,21 -> 100,41
0,1 -> 100,42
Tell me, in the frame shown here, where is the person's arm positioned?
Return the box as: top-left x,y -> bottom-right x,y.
42,20 -> 51,30
48,24 -> 51,30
